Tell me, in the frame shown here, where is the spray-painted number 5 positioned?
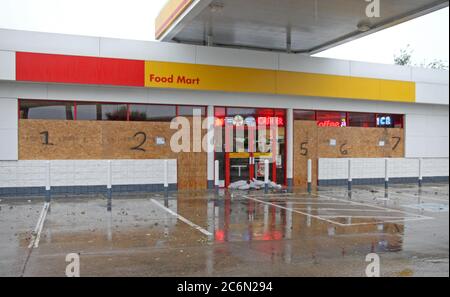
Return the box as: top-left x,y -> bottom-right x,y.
300,142 -> 309,156
131,132 -> 147,152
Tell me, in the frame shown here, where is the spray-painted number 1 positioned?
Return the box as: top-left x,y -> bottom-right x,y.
40,131 -> 53,145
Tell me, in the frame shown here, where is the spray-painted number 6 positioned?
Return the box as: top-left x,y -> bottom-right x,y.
340,143 -> 349,155
131,132 -> 147,152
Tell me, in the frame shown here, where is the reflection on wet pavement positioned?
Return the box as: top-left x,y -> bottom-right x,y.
0,184 -> 448,277
0,200 -> 43,276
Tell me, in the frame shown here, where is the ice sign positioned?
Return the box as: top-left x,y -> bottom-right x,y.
377,116 -> 392,127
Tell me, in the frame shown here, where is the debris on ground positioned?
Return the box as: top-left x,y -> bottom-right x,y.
228,179 -> 283,191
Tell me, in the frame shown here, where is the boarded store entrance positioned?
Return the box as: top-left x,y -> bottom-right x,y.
214,107 -> 286,188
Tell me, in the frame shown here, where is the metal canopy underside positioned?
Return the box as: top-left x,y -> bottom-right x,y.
160,0 -> 449,54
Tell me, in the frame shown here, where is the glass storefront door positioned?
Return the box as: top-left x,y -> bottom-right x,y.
229,154 -> 251,183
215,107 -> 286,188
226,125 -> 254,185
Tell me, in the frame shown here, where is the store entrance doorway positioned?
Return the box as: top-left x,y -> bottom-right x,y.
214,107 -> 286,188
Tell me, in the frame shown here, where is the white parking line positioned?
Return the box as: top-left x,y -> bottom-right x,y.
291,208 -> 408,213
268,194 -> 432,217
262,197 -> 329,201
390,191 -> 449,203
150,199 -> 213,236
359,186 -> 449,198
28,202 -> 50,249
319,215 -> 416,219
311,193 -> 434,219
339,216 -> 434,227
244,196 -> 347,227
245,192 -> 434,226
245,192 -> 299,198
316,190 -> 350,195
270,202 -> 359,206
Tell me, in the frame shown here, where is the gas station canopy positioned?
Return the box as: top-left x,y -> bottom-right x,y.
156,0 -> 449,53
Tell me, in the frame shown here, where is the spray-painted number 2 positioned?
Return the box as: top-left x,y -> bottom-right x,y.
131,132 -> 147,152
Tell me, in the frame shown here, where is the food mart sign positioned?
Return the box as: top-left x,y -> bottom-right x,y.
144,60 -> 415,103
15,52 -> 415,103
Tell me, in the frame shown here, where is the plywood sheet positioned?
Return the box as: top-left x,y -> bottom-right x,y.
19,120 -> 103,160
293,121 -> 318,188
177,117 -> 207,190
293,121 -> 405,189
19,119 -> 207,191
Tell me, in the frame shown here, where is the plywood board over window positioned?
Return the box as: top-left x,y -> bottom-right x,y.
293,121 -> 405,188
18,120 -> 207,191
176,117 -> 207,191
293,121 -> 319,188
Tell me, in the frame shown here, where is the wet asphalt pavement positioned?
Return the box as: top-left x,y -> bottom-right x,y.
0,184 -> 448,277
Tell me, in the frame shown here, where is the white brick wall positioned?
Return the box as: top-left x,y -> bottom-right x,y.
388,158 -> 420,178
0,161 -> 44,187
352,159 -> 385,179
111,160 -> 177,185
0,159 -> 177,188
423,158 -> 450,177
318,158 -> 449,181
318,158 -> 349,180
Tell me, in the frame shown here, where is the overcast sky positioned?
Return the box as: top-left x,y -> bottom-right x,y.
0,0 -> 448,65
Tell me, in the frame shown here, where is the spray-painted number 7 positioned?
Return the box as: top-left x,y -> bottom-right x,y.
392,137 -> 401,151
131,132 -> 147,152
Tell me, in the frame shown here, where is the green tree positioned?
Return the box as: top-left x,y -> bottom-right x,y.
394,45 -> 449,70
394,45 -> 413,66
421,59 -> 449,71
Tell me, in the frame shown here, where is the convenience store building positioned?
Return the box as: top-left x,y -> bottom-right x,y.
0,0 -> 449,195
